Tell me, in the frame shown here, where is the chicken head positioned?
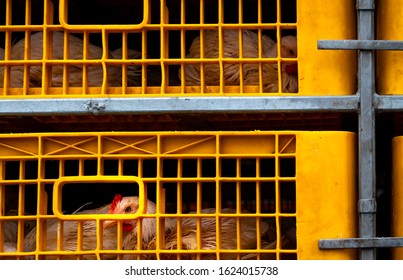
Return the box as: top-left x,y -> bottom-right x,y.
105,195 -> 157,242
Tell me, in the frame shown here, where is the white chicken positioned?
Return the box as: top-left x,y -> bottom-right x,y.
103,195 -> 163,244
106,195 -> 270,260
0,241 -> 18,260
182,29 -> 298,93
2,241 -> 17,252
0,32 -> 141,88
0,210 -> 36,243
156,208 -> 270,260
24,203 -> 118,260
110,47 -> 142,86
244,35 -> 298,93
2,219 -> 18,243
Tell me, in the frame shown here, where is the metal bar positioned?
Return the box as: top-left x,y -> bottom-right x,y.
357,0 -> 377,260
374,94 -> 403,111
318,40 -> 403,50
319,238 -> 403,249
0,96 -> 359,115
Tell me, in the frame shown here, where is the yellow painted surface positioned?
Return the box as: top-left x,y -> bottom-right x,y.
295,132 -> 357,259
298,0 -> 357,95
377,1 -> 403,94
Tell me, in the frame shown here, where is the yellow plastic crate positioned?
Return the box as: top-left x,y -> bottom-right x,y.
392,136 -> 403,259
377,1 -> 403,94
0,0 -> 356,97
0,131 -> 357,260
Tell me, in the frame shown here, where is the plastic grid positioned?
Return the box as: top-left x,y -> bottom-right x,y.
0,131 -> 357,260
0,0 -> 356,97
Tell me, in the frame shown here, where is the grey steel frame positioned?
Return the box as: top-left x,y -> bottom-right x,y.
0,96 -> 358,115
319,0 -> 403,259
1,0 -> 403,259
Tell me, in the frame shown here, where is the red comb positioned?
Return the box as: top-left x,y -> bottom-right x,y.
109,194 -> 122,213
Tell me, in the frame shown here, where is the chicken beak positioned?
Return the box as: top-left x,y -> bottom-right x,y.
103,219 -> 135,231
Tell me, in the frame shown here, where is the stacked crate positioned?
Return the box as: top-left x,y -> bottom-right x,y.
0,0 -> 361,260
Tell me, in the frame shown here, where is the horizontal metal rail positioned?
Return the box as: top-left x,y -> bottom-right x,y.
0,96 -> 359,115
2,94 -> 403,115
319,237 -> 403,249
374,94 -> 403,111
318,40 -> 403,50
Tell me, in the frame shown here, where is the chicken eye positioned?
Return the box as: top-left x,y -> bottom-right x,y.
289,49 -> 295,56
124,206 -> 132,213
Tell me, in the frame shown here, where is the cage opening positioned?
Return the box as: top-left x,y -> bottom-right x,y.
279,181 -> 296,213
279,157 -> 296,177
65,0 -> 146,25
280,216 -> 296,248
60,182 -> 141,214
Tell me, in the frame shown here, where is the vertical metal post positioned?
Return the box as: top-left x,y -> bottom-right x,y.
357,0 -> 377,260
